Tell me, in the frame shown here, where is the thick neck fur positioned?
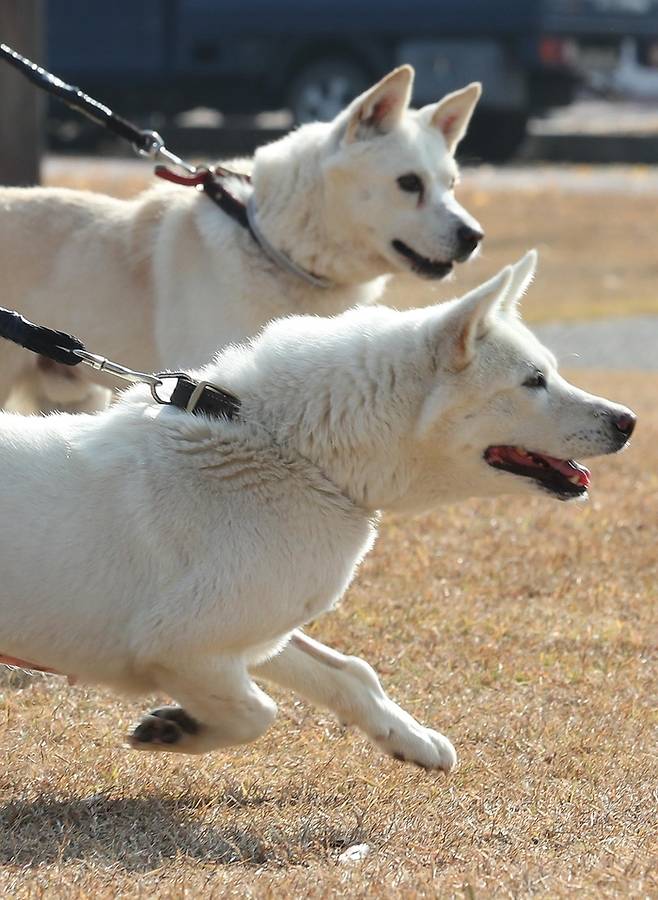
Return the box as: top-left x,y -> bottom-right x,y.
191,305 -> 445,513
251,124 -> 393,287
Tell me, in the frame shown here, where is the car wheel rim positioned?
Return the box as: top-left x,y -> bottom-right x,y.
296,75 -> 356,123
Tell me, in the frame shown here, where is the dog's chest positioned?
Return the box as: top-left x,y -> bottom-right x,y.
250,513 -> 376,636
160,458 -> 376,653
203,491 -> 376,649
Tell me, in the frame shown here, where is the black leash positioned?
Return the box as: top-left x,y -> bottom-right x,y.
1,42 -> 159,156
0,307 -> 240,421
0,307 -> 84,365
0,42 -> 253,232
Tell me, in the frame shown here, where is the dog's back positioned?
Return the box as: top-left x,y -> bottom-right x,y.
0,184 -> 169,408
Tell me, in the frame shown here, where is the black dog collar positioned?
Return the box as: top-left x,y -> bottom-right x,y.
164,374 -> 241,420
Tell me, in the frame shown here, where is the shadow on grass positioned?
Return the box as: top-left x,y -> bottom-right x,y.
0,792 -> 367,870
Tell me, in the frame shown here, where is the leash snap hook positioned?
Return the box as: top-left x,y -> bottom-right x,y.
150,373 -> 188,406
72,349 -> 162,389
134,129 -> 165,160
138,130 -> 198,176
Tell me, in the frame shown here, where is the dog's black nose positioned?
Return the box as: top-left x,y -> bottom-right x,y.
614,411 -> 636,438
457,225 -> 484,257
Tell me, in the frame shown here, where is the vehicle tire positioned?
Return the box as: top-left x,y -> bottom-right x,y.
287,58 -> 371,124
460,110 -> 529,163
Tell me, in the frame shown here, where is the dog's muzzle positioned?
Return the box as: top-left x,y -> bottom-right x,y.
391,240 -> 454,279
392,224 -> 484,279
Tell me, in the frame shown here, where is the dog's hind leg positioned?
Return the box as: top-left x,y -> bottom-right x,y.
252,632 -> 456,772
129,657 -> 277,755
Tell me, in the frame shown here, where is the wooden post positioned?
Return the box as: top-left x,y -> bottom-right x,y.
0,0 -> 44,186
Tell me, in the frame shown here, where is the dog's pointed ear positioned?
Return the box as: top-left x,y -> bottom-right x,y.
343,66 -> 414,144
448,264 -> 514,369
500,249 -> 538,316
426,82 -> 481,153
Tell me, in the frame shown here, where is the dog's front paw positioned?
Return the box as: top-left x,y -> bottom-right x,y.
129,706 -> 200,752
371,703 -> 457,773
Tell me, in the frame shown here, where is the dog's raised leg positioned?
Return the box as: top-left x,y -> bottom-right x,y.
130,658 -> 277,754
252,632 -> 456,772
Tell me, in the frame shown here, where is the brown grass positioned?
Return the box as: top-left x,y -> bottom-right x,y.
0,369 -> 655,898
457,183 -> 658,323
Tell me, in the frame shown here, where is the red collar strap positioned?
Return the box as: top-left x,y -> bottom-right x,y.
155,163 -> 252,231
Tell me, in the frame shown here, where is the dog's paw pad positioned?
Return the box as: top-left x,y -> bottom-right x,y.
131,714 -> 183,746
129,706 -> 203,750
151,706 -> 200,735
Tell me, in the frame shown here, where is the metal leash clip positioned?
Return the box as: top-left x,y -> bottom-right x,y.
71,350 -> 212,410
134,129 -> 165,160
72,348 -> 162,392
135,128 -> 197,175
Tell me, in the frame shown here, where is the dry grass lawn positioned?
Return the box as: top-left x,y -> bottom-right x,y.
0,370 -> 655,898
0,164 -> 654,896
456,183 -> 658,323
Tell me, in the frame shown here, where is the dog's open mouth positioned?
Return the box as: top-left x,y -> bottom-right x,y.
484,445 -> 591,499
392,240 -> 454,279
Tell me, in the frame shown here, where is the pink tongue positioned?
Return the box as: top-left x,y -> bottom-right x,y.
543,454 -> 591,487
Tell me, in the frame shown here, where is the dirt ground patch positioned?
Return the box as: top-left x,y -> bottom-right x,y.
0,369 -> 655,898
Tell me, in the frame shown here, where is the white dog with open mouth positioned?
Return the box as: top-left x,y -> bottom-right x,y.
0,251 -> 636,771
0,65 -> 483,414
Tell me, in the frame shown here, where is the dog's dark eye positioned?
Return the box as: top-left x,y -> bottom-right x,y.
397,173 -> 424,194
524,370 -> 547,389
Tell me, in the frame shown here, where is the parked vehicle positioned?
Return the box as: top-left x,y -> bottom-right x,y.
46,0 -> 658,160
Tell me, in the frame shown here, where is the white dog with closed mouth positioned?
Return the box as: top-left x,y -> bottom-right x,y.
0,65 -> 483,415
0,251 -> 636,771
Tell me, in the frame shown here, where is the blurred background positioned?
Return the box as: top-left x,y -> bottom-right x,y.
2,0 -> 658,174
